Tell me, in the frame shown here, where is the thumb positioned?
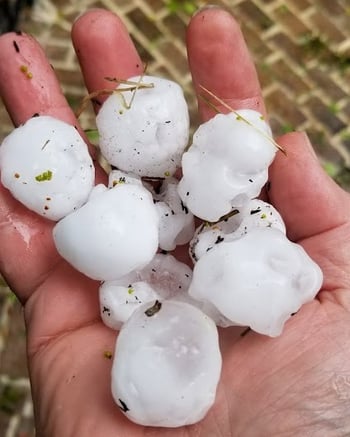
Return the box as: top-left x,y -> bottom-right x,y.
269,131 -> 350,242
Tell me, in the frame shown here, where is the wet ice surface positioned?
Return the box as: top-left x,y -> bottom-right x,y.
53,183 -> 159,281
178,110 -> 276,222
96,75 -> 190,178
112,300 -> 222,427
189,227 -> 323,336
0,116 -> 94,220
190,199 -> 286,262
146,177 -> 195,251
99,253 -> 192,330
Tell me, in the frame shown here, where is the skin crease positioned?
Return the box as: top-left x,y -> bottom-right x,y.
0,6 -> 350,437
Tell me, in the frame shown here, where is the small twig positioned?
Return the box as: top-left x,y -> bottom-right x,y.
75,80 -> 154,118
198,93 -> 221,114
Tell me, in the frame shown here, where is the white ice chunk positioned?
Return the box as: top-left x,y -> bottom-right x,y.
189,228 -> 323,336
111,300 -> 222,427
96,75 -> 190,177
100,282 -> 159,330
190,199 -> 286,261
108,169 -> 142,188
99,253 -> 192,329
146,177 -> 195,251
178,110 -> 276,221
0,115 -> 94,220
53,183 -> 159,281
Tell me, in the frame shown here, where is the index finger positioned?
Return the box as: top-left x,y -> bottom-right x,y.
186,7 -> 266,121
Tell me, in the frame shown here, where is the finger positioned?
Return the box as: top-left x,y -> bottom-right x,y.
186,7 -> 265,121
270,132 -> 350,294
0,31 -> 102,302
270,132 -> 350,242
71,9 -> 143,110
0,32 -> 86,301
0,32 -> 78,129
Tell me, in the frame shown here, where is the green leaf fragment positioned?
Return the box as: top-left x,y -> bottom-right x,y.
35,170 -> 53,182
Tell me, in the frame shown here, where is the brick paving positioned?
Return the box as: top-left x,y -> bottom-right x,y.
0,1 -> 350,435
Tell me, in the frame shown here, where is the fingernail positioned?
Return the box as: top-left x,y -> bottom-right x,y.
192,4 -> 228,18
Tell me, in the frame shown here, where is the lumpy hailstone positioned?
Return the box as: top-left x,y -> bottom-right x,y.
53,183 -> 159,281
146,177 -> 195,251
189,228 -> 323,337
178,110 -> 276,222
112,300 -> 221,427
100,253 -> 192,330
96,75 -> 190,178
190,199 -> 286,262
0,116 -> 94,220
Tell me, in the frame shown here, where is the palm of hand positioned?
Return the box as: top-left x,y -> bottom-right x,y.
0,8 -> 350,437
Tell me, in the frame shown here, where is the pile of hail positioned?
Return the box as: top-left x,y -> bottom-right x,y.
0,75 -> 323,428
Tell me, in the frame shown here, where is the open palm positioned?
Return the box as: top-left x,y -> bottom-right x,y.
0,8 -> 350,437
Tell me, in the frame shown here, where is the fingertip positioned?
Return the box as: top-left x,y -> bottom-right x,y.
0,31 -> 77,128
187,6 -> 265,120
72,8 -> 143,100
72,8 -> 125,39
189,5 -> 238,30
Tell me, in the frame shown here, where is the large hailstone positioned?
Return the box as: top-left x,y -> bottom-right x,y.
96,75 -> 190,177
100,253 -> 192,330
53,183 -> 159,281
189,228 -> 323,337
0,115 -> 94,220
178,110 -> 276,222
111,300 -> 222,427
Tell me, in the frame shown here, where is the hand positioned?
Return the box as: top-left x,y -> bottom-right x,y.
1,7 -> 350,436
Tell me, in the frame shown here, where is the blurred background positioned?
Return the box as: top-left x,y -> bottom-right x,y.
1,0 -> 350,435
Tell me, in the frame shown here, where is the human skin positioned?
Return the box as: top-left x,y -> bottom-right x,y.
0,7 -> 350,437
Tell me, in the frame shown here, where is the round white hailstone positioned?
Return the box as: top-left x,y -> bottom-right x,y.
111,300 -> 222,427
53,183 -> 159,281
177,110 -> 276,222
108,169 -> 141,188
99,253 -> 193,329
146,177 -> 195,251
189,228 -> 323,337
96,75 -> 190,177
190,199 -> 286,262
0,115 -> 94,220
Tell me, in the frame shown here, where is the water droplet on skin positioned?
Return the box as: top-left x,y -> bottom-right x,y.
4,214 -> 40,247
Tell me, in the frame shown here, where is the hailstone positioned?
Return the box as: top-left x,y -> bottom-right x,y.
146,177 -> 195,251
178,110 -> 276,221
0,115 -> 94,220
189,227 -> 323,336
108,169 -> 142,188
53,183 -> 159,281
96,75 -> 190,177
190,199 -> 286,262
99,253 -> 192,330
111,300 -> 222,427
